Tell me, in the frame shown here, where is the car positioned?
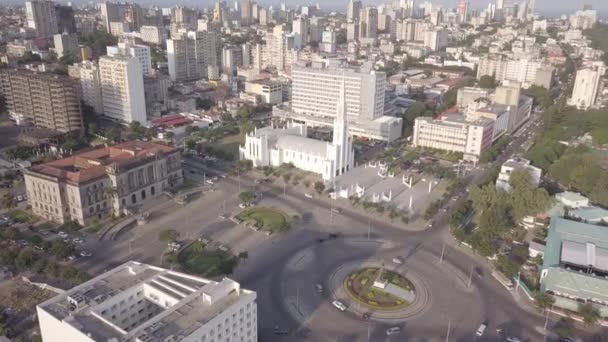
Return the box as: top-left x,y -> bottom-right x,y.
219,173 -> 227,178
427,221 -> 434,228
386,327 -> 401,335
58,231 -> 68,238
392,257 -> 404,264
315,284 -> 323,293
80,251 -> 92,257
238,203 -> 247,209
206,179 -> 215,185
506,337 -> 521,342
73,238 -> 84,244
34,246 -> 45,251
332,300 -> 347,311
39,229 -> 49,235
476,323 -> 487,336
67,255 -> 77,261
362,313 -> 371,321
18,240 -> 28,246
219,214 -> 228,220
330,208 -> 341,214
304,193 -> 313,198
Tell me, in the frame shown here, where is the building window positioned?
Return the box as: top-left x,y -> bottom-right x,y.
131,194 -> 136,204
151,186 -> 155,196
141,190 -> 146,200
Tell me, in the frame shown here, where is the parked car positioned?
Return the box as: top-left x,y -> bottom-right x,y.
80,251 -> 92,257
392,257 -> 404,265
58,231 -> 68,238
332,300 -> 347,311
73,238 -> 84,244
476,322 -> 487,336
330,208 -> 341,214
304,193 -> 313,198
239,203 -> 247,209
315,284 -> 323,293
386,327 -> 401,336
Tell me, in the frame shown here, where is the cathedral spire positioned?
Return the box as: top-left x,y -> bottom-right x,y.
336,75 -> 347,125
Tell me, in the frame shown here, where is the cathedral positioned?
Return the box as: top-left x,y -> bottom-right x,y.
239,81 -> 354,182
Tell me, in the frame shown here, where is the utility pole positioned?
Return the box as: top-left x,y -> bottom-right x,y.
237,168 -> 241,192
367,321 -> 371,342
440,243 -> 446,264
515,271 -> 521,293
368,218 -> 371,240
283,182 -> 286,196
467,264 -> 474,288
296,286 -> 299,312
445,317 -> 451,342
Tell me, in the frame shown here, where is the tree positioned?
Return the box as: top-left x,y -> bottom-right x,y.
313,181 -> 325,194
578,303 -> 601,326
478,75 -> 497,89
282,173 -> 292,183
1,193 -> 16,210
50,240 -> 75,259
185,138 -> 198,151
15,247 -> 37,271
533,292 -> 555,311
4,146 -> 34,160
196,98 -> 214,110
159,229 -> 179,242
238,191 -> 255,204
105,127 -> 121,143
239,120 -> 255,136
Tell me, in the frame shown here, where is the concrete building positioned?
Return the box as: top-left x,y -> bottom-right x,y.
423,27 -> 448,52
568,62 -> 606,110
37,261 -> 257,341
241,81 -> 354,181
412,114 -> 494,162
346,0 -> 362,22
569,9 -> 597,30
167,31 -> 220,82
244,79 -> 282,104
25,141 -> 182,225
359,7 -> 378,43
139,25 -> 168,45
68,61 -> 104,114
456,87 -> 491,108
493,81 -> 532,132
292,16 -> 308,49
0,70 -> 83,134
26,0 -> 58,38
347,21 -> 359,42
321,30 -> 337,54
55,4 -> 76,34
241,0 -> 253,26
107,42 -> 153,76
99,55 -> 146,124
174,6 -> 197,29
264,24 -> 295,72
540,216 -> 608,318
53,32 -> 78,58
465,100 -> 510,141
222,45 -> 244,75
495,157 -> 542,191
282,63 -> 402,142
100,1 -> 143,35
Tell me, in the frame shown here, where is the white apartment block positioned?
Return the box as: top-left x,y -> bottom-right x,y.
53,32 -> 78,58
568,62 -> 606,110
26,0 -> 58,38
37,261 -> 257,342
569,9 -> 597,30
68,61 -> 104,114
167,31 -> 220,82
99,55 -> 146,124
321,30 -> 337,54
244,79 -> 282,104
496,157 -> 542,191
477,55 -> 545,89
264,25 -> 295,72
139,26 -> 168,45
423,27 -> 448,52
107,42 -> 153,76
412,114 -> 494,161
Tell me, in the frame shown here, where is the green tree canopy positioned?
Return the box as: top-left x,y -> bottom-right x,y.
238,191 -> 255,203
478,75 -> 497,89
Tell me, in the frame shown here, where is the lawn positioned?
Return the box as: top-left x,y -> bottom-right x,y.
178,241 -> 238,277
344,268 -> 413,310
236,207 -> 290,233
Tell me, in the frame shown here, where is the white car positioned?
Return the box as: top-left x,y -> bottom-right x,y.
506,337 -> 521,342
476,323 -> 487,336
72,238 -> 84,244
392,257 -> 404,265
386,327 -> 401,336
206,179 -> 215,185
304,193 -> 313,198
315,284 -> 323,293
332,300 -> 347,311
239,203 -> 247,209
80,251 -> 92,257
330,208 -> 341,214
58,231 -> 68,238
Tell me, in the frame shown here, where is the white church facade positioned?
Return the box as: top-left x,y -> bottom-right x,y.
239,81 -> 354,182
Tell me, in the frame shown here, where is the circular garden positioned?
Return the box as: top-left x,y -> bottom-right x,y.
344,267 -> 415,311
236,207 -> 291,234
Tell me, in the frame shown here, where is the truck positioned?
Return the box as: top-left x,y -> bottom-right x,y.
492,270 -> 514,290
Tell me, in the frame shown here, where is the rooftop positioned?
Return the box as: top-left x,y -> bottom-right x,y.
26,141 -> 177,185
38,261 -> 255,342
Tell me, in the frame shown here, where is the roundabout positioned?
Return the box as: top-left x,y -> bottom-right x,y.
276,237 -> 486,340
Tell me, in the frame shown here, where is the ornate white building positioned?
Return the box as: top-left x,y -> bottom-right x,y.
240,81 -> 354,181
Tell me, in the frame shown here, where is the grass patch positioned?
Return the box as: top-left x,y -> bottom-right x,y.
236,207 -> 290,233
178,241 -> 238,277
8,210 -> 38,224
343,267 -> 413,311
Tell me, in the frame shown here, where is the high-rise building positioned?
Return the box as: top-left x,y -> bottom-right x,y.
167,31 -> 220,82
264,24 -> 295,72
359,7 -> 378,40
213,1 -> 223,23
241,0 -> 252,26
26,0 -> 58,38
139,25 -> 168,45
25,143 -> 181,225
100,1 -> 143,35
292,16 -> 309,49
346,0 -> 362,22
456,0 -> 469,22
68,61 -> 104,114
37,261 -> 256,342
423,27 -> 448,51
568,62 -> 606,110
222,45 -> 244,75
347,21 -> 359,42
493,80 -> 533,132
107,42 -> 153,76
53,32 -> 78,58
55,4 -> 76,33
0,70 -> 83,134
321,30 -> 337,53
99,55 -> 146,124
174,6 -> 197,28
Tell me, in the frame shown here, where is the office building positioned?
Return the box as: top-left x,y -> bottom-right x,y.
241,82 -> 353,181
568,62 -> 606,110
412,114 -> 494,162
241,0 -> 252,26
53,32 -> 78,58
493,81 -> 532,132
25,142 -> 181,225
359,7 -> 378,41
68,61 -> 104,114
37,261 -> 255,342
139,26 -> 168,45
321,30 -> 337,54
100,1 -> 143,35
292,16 -> 308,49
540,216 -> 608,318
167,31 -> 220,82
26,0 -> 58,38
222,45 -> 244,75
99,55 -> 146,124
423,27 -> 448,51
275,63 -> 402,142
174,6 -> 197,28
347,21 -> 359,42
0,70 -> 83,134
457,0 -> 469,22
107,42 -> 153,76
264,24 -> 295,72
495,157 -> 542,191
244,79 -> 283,105
465,99 -> 510,141
55,4 -> 76,34
347,0 -> 362,22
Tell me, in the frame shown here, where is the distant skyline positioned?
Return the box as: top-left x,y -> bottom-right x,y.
6,0 -> 608,16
